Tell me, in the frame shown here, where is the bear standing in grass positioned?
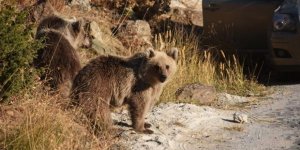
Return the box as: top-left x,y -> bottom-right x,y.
35,16 -> 91,94
71,48 -> 178,134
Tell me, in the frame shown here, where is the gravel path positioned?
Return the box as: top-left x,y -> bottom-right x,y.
210,85 -> 300,150
114,84 -> 300,150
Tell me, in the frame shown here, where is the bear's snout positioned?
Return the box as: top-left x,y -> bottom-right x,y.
159,74 -> 167,82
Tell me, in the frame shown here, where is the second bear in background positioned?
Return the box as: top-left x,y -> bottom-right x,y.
34,16 -> 91,94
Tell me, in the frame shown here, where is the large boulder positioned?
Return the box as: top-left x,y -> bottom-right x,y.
175,83 -> 217,105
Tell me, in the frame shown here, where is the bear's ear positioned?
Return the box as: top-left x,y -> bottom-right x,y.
167,47 -> 179,61
145,47 -> 155,58
72,20 -> 81,35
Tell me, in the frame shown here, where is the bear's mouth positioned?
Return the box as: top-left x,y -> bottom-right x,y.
159,75 -> 167,83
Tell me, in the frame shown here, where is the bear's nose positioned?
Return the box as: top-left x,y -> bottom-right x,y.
159,75 -> 167,82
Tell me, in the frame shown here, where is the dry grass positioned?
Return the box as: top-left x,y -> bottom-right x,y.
48,0 -> 66,12
0,83 -> 115,150
157,27 -> 266,104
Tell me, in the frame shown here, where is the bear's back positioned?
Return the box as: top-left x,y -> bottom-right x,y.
71,55 -> 137,104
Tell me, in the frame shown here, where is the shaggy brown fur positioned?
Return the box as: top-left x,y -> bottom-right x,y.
35,16 -> 91,93
37,15 -> 72,34
71,48 -> 178,134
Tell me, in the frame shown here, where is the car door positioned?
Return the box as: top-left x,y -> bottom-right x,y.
203,0 -> 283,52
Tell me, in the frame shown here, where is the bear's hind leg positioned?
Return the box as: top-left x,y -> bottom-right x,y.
95,102 -> 113,131
82,97 -> 113,132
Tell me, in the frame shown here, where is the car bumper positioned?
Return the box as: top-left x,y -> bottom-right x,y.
269,31 -> 300,71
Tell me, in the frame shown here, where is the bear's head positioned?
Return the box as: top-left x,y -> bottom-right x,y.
139,48 -> 178,86
37,16 -> 93,49
68,18 -> 93,49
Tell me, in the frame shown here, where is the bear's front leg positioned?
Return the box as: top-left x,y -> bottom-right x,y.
128,96 -> 153,134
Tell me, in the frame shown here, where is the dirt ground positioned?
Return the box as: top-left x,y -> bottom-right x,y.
113,84 -> 300,150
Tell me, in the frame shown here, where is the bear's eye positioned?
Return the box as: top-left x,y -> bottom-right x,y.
166,65 -> 169,70
154,65 -> 160,71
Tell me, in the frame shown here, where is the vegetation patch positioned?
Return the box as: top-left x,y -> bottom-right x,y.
0,5 -> 42,102
157,27 -> 266,104
0,87 -> 114,150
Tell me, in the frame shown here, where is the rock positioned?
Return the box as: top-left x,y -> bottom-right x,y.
175,83 -> 217,104
116,20 -> 153,53
68,0 -> 91,11
171,0 -> 202,11
233,112 -> 248,123
89,21 -> 126,55
217,93 -> 252,105
169,0 -> 203,26
169,8 -> 203,26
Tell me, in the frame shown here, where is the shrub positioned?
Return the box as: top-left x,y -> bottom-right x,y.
0,5 -> 42,102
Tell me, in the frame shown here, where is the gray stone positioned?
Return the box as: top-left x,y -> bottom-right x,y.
233,112 -> 248,123
175,83 -> 217,104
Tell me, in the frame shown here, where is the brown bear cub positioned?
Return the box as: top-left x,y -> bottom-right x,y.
71,48 -> 178,134
35,15 -> 91,93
